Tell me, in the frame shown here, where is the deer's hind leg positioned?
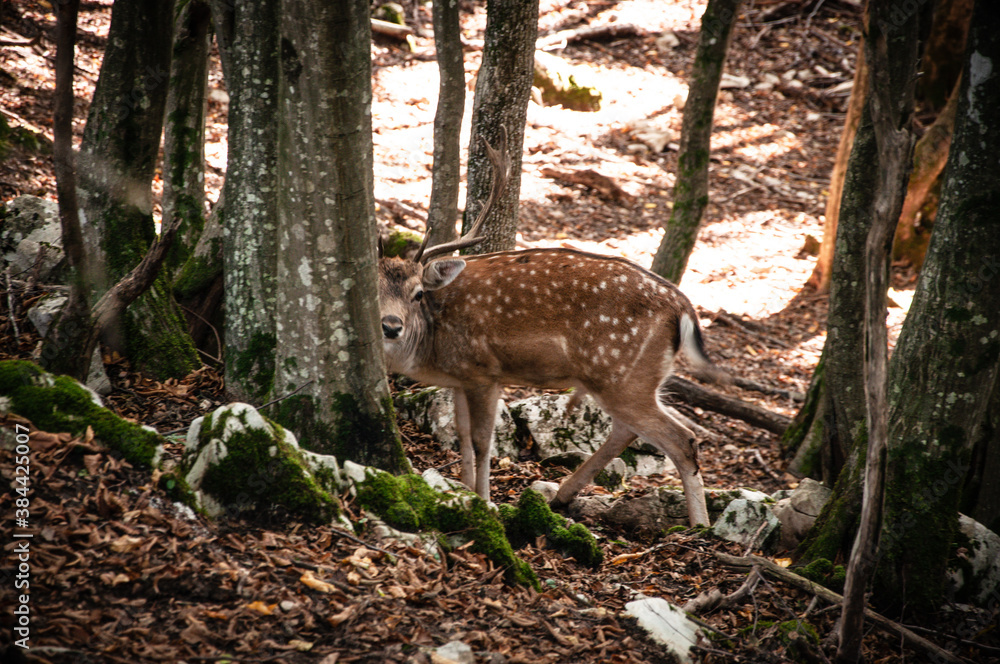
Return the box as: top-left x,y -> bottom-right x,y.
616,399 -> 710,526
551,419 -> 637,508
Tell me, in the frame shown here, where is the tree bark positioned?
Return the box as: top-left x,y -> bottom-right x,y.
423,0 -> 466,249
794,105 -> 879,565
916,0 -> 973,110
837,0 -> 919,656
217,0 -> 281,402
873,0 -> 1000,614
650,0 -> 743,284
173,190 -> 225,357
77,0 -> 199,379
273,0 -> 408,473
810,41 -> 867,293
890,77 -> 959,270
461,0 -> 539,254
162,0 -> 211,280
41,0 -> 91,380
964,375 -> 1000,534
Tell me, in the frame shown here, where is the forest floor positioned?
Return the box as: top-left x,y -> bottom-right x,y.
2,0 -> 995,663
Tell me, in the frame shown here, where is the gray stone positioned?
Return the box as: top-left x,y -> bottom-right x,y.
602,488 -> 689,533
624,597 -> 702,664
433,640 -> 476,664
25,293 -> 112,396
772,478 -> 831,550
394,387 -> 517,459
1,195 -> 64,281
712,498 -> 779,551
949,515 -> 1000,606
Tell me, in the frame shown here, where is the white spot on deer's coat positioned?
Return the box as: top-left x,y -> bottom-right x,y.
599,315 -> 610,323
611,348 -> 621,358
584,320 -> 591,328
600,281 -> 607,289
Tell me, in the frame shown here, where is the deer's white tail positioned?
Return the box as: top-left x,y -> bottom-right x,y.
680,313 -> 731,384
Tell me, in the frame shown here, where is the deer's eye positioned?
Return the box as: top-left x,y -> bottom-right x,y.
413,290 -> 424,302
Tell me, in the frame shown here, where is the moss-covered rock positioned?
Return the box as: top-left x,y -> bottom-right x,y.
183,402 -> 338,523
534,51 -> 602,112
796,557 -> 846,593
0,360 -> 163,469
500,489 -> 603,568
355,468 -> 538,588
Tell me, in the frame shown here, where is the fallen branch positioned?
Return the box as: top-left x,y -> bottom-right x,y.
684,566 -> 762,614
539,167 -> 633,203
371,18 -> 413,39
715,552 -> 965,664
663,376 -> 791,435
538,23 -> 650,50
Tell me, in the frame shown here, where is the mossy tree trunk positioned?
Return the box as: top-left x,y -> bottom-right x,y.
793,105 -> 881,565
423,0 -> 465,249
173,190 -> 224,359
272,0 -> 408,473
77,0 -> 199,379
810,40 -> 867,293
162,0 -> 211,280
872,1 -> 1000,613
211,0 -> 281,402
649,0 -> 743,284
461,0 -> 538,253
42,0 -> 91,380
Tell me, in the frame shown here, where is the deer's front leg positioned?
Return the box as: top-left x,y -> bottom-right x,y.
461,384 -> 501,500
452,389 -> 476,491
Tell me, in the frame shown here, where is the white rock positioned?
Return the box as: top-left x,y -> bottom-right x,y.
625,598 -> 702,664
26,294 -> 111,396
949,515 -> 1000,606
0,195 -> 63,280
712,497 -> 779,551
773,478 -> 831,550
433,641 -> 475,664
529,480 -> 559,502
720,73 -> 751,89
656,30 -> 680,50
421,467 -> 466,493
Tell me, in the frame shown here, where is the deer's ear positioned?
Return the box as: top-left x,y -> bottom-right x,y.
422,259 -> 466,290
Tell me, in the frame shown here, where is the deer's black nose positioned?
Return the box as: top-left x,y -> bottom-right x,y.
382,316 -> 403,339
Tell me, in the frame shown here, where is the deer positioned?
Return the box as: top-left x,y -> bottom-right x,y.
377,130 -> 726,526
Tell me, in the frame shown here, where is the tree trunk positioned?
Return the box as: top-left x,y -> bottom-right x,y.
810,41 -> 867,293
423,0 -> 466,249
461,0 -> 538,254
794,106 -> 879,565
173,190 -> 224,358
964,375 -> 1000,534
649,0 -> 743,284
917,0 -> 973,110
217,1 -> 281,402
273,0 -> 408,473
873,0 -> 1000,614
162,0 -> 211,280
890,77 -> 959,270
41,0 -> 91,380
77,0 -> 199,379
836,0 -> 919,655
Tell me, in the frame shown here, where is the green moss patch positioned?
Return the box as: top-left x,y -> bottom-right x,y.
356,471 -> 538,588
499,489 -> 604,568
0,360 -> 162,469
189,405 -> 337,524
796,557 -> 846,593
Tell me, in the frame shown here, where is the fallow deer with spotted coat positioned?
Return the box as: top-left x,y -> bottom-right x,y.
377,131 -> 725,526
